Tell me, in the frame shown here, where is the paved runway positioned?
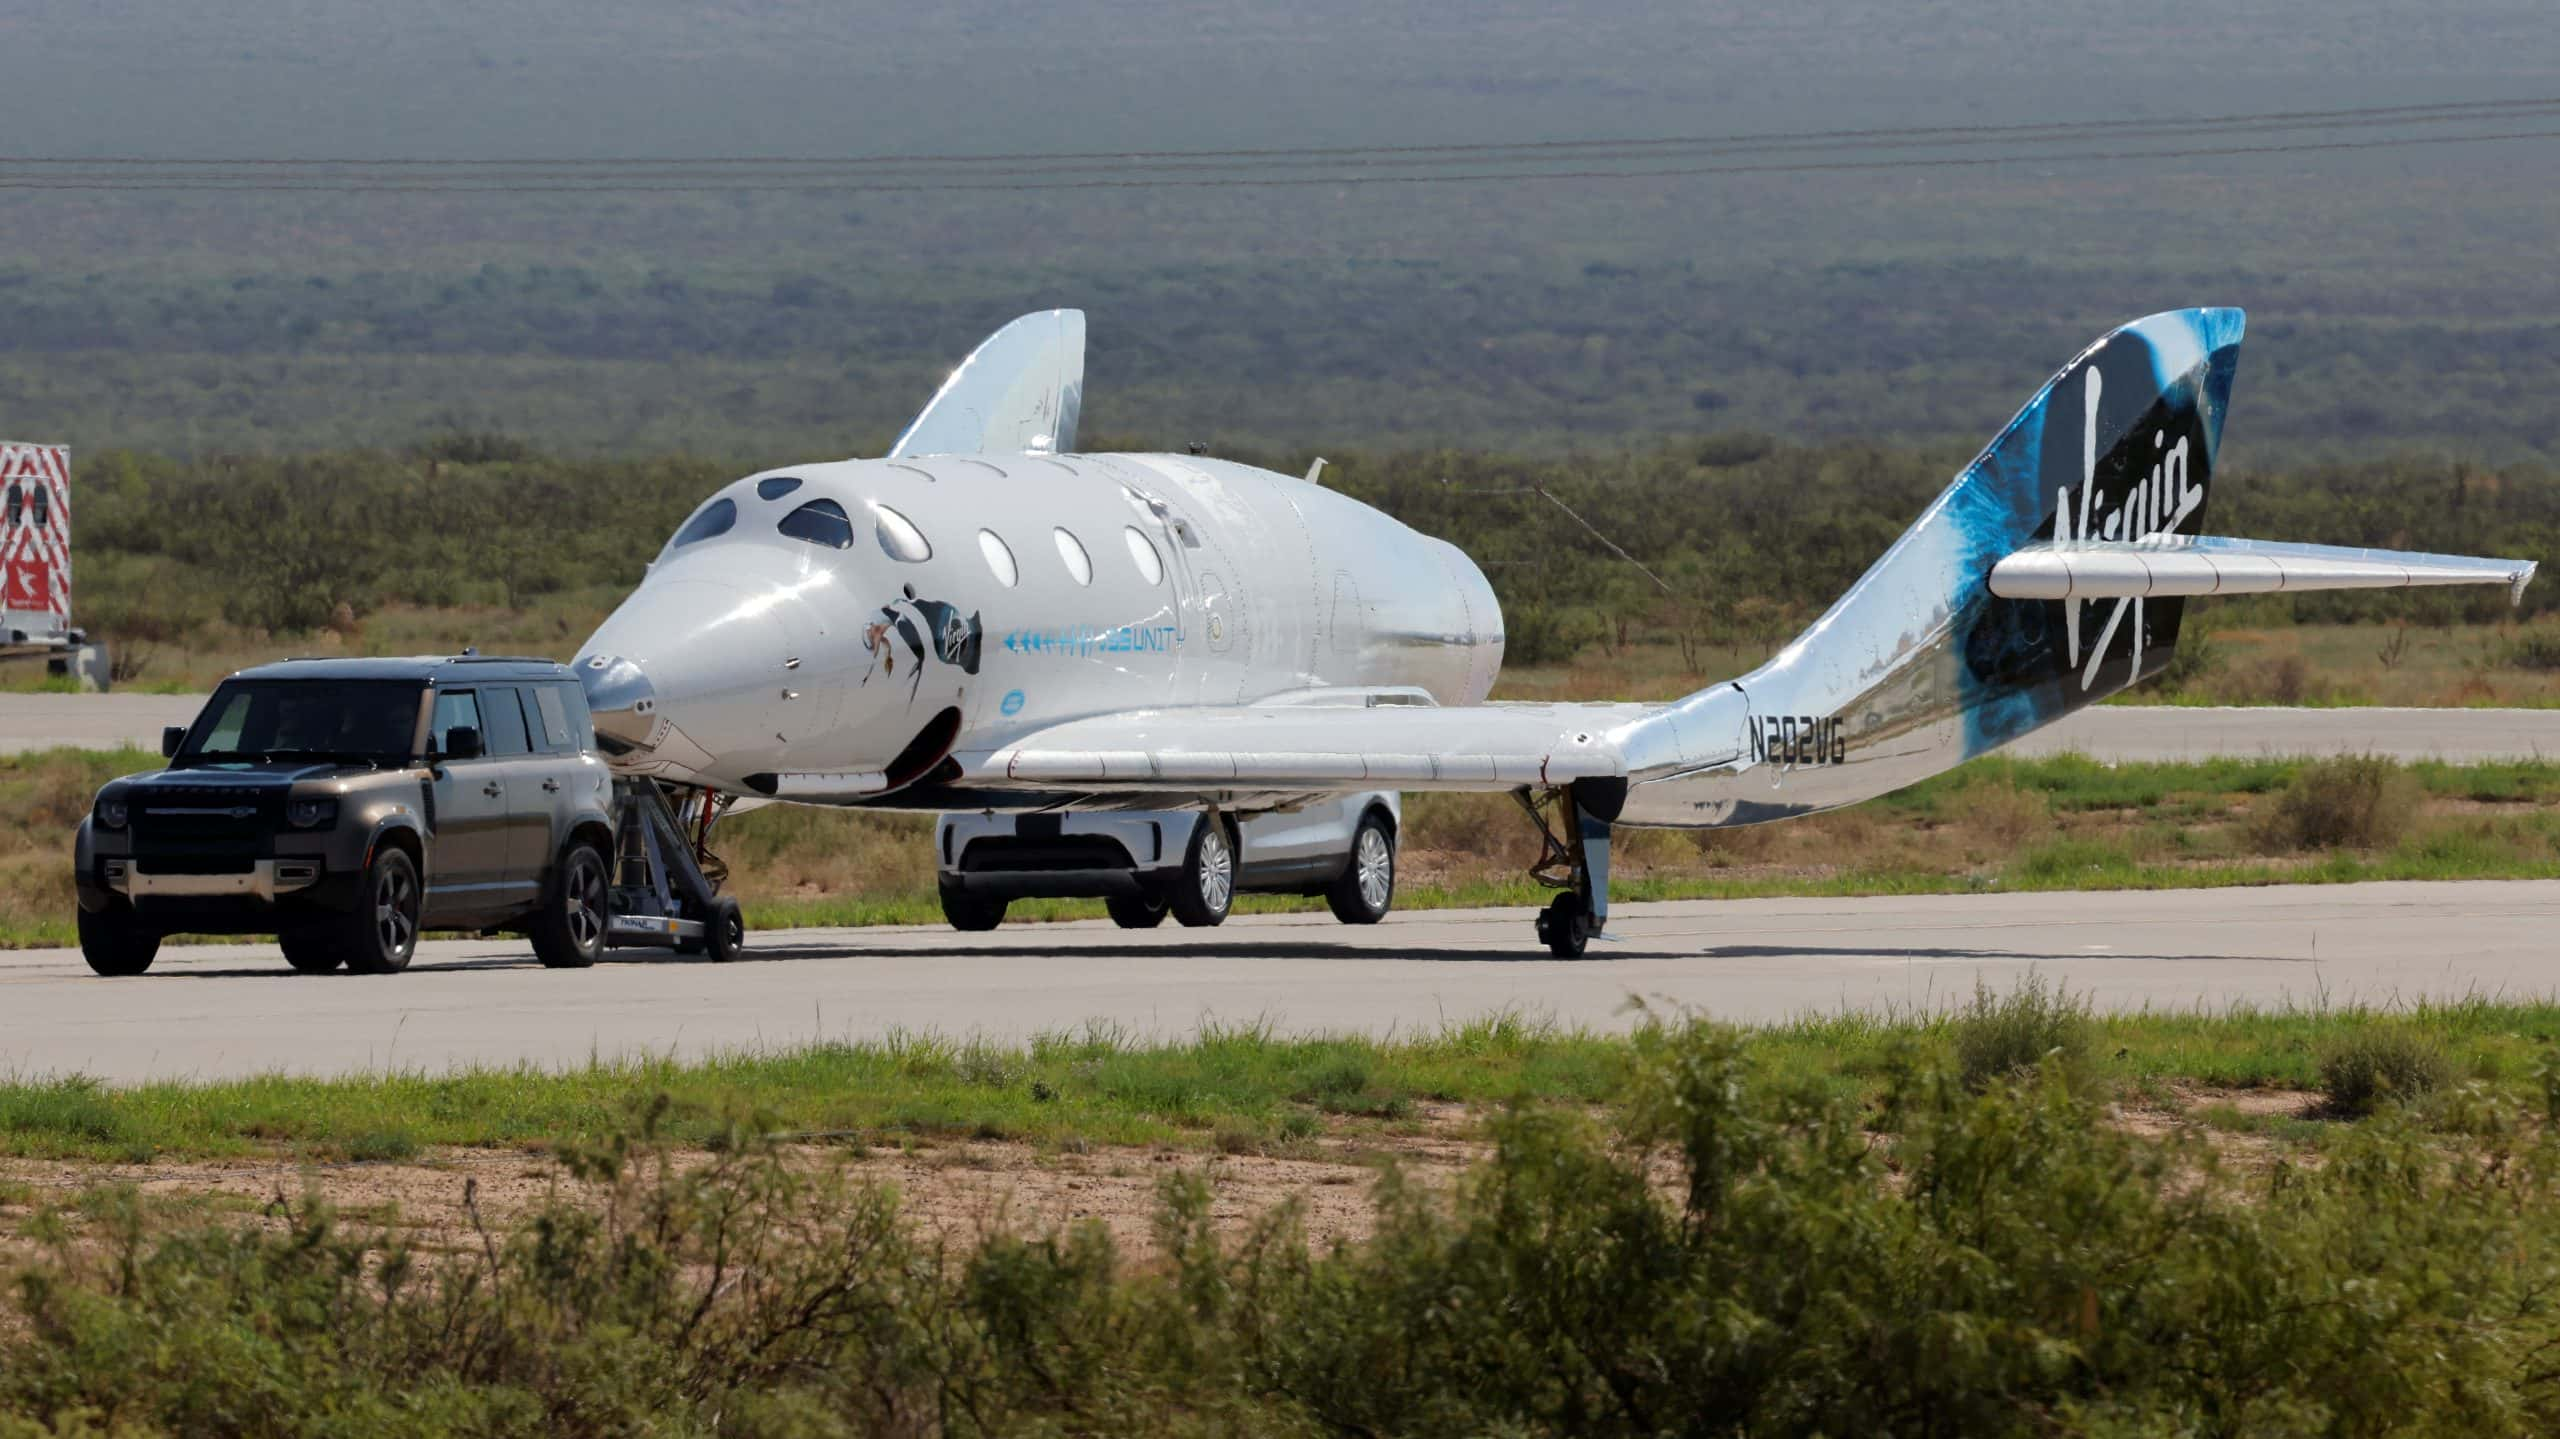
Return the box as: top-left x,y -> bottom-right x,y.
6,694 -> 2557,763
4,881 -> 2552,1082
0,692 -> 205,755
2012,705 -> 2560,764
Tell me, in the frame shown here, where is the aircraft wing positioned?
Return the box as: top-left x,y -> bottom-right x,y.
1991,536 -> 2536,604
960,699 -> 1665,791
886,309 -> 1085,458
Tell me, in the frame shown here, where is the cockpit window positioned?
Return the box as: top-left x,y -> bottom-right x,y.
779,498 -> 856,549
874,504 -> 932,563
755,475 -> 803,501
668,497 -> 736,549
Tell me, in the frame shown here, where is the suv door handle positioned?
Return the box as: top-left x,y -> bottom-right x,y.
482,782 -> 504,798
541,778 -> 562,793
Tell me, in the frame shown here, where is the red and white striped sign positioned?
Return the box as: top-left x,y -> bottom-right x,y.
0,442 -> 71,638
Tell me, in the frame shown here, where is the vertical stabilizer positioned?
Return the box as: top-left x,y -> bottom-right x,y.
885,309 -> 1085,459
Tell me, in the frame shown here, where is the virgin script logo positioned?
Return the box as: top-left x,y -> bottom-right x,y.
2051,367 -> 2202,691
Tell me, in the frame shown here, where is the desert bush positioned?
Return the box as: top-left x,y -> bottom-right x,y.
1951,971 -> 2096,1093
2253,754 -> 2423,851
2154,627 -> 2223,693
2320,1022 -> 2455,1116
2500,622 -> 2560,673
10,1027 -> 2560,1436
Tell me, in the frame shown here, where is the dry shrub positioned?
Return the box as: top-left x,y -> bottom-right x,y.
2319,1023 -> 2453,1116
2252,755 -> 2422,852
1941,782 -> 2053,850
1401,793 -> 1534,870
1952,972 -> 2097,1094
2501,622 -> 2560,673
2227,652 -> 2313,705
719,805 -> 935,897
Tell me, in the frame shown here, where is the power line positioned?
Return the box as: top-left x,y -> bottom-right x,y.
0,100 -> 2552,196
12,102 -> 2554,189
3,93 -> 2551,171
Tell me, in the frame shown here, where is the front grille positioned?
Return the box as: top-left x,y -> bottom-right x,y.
130,785 -> 283,860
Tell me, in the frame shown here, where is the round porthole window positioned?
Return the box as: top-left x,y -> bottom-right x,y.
979,529 -> 1019,587
1053,528 -> 1092,586
874,504 -> 932,563
1123,527 -> 1164,585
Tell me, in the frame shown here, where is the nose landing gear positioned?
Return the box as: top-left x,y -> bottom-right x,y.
1517,782 -> 1616,958
608,780 -> 747,960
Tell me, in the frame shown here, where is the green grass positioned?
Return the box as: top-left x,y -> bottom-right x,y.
9,1000 -> 2560,1164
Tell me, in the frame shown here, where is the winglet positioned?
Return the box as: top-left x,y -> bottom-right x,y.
884,309 -> 1085,459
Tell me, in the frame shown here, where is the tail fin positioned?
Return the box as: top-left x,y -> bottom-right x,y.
1627,306 -> 2538,827
884,309 -> 1085,459
1735,307 -> 2248,761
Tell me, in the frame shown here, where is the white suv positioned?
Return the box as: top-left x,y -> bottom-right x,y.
934,794 -> 1400,931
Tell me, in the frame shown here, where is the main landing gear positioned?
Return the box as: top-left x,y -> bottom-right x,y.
1518,780 -> 1619,958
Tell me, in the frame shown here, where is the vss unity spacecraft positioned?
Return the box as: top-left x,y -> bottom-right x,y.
577,308 -> 2535,955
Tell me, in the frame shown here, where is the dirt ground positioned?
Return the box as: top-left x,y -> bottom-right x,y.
0,1109 -> 1489,1266
0,1091 -> 2342,1269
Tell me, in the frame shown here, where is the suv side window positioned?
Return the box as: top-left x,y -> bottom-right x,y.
480,686 -> 533,757
430,689 -> 484,757
530,684 -> 578,752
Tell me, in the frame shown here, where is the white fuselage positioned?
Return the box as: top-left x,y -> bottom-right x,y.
577,453 -> 1503,803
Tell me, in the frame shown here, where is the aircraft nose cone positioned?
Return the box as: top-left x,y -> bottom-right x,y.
576,576 -> 804,780
578,653 -> 659,754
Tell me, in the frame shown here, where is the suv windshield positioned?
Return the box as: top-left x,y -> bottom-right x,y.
178,680 -> 426,767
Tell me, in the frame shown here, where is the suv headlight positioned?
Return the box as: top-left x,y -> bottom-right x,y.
94,795 -> 129,829
287,797 -> 340,829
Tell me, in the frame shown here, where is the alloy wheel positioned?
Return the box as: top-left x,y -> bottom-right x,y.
376,865 -> 417,958
1355,827 -> 1393,911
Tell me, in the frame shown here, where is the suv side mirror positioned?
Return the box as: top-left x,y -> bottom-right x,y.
442,726 -> 483,761
161,725 -> 186,758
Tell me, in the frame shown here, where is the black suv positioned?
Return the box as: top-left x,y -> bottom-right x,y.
74,656 -> 621,976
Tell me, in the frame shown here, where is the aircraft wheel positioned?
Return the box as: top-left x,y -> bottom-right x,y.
938,878 -> 1008,932
78,903 -> 160,977
1167,815 -> 1236,928
1535,893 -> 1590,959
1325,811 -> 1397,925
1105,892 -> 1169,929
704,897 -> 746,962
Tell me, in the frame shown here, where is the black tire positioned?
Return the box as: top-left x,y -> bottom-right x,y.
278,926 -> 344,974
704,897 -> 746,962
938,877 -> 1008,932
77,903 -> 159,977
339,847 -> 423,975
1167,814 -> 1236,928
1535,893 -> 1591,959
530,843 -> 610,970
1325,810 -> 1397,925
1105,891 -> 1170,929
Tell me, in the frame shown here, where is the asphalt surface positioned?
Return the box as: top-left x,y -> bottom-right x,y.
2010,704 -> 2560,763
4,881 -> 2553,1082
5,693 -> 2557,762
0,692 -> 204,755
